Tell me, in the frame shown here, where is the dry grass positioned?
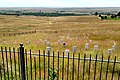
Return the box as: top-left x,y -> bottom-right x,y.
0,15 -> 120,79
0,15 -> 120,59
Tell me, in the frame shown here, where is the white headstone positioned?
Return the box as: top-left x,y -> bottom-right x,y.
38,39 -> 42,43
73,46 -> 77,53
3,40 -> 6,43
88,34 -> 90,37
65,49 -> 70,57
89,40 -> 92,44
47,42 -> 50,46
44,40 -> 47,45
61,38 -> 63,42
85,43 -> 89,50
86,37 -> 89,40
83,33 -> 85,36
66,35 -> 70,39
3,38 -> 6,43
76,37 -> 78,40
46,47 -> 51,53
94,32 -> 96,35
112,45 -> 116,51
94,45 -> 98,52
113,41 -> 116,45
26,40 -> 30,45
108,49 -> 112,55
58,40 -> 61,44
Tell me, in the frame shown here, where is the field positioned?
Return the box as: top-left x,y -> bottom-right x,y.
0,15 -> 120,58
0,15 -> 120,79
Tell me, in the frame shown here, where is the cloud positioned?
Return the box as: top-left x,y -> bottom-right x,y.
0,0 -> 120,7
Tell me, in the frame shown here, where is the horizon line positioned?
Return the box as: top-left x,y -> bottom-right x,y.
0,7 -> 120,8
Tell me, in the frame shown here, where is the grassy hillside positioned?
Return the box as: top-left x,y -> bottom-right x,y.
0,15 -> 120,80
0,15 -> 120,59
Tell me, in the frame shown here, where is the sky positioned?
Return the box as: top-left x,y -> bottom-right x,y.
0,0 -> 120,7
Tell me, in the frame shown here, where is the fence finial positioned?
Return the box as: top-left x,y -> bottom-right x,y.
20,43 -> 23,47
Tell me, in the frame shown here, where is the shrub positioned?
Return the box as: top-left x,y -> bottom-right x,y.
94,12 -> 98,16
111,14 -> 117,18
101,16 -> 104,20
49,67 -> 58,80
104,16 -> 107,19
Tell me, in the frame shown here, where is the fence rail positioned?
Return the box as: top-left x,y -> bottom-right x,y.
1,49 -> 120,64
0,44 -> 120,80
0,29 -> 97,37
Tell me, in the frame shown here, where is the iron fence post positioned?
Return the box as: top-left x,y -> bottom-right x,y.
20,43 -> 26,80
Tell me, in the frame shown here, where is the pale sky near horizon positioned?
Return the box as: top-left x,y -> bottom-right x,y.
0,0 -> 120,7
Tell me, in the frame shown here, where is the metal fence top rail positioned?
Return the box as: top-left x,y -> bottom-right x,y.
28,53 -> 120,64
0,50 -> 120,64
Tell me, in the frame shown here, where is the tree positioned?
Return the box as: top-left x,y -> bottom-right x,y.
104,16 -> 107,19
99,14 -> 101,17
111,15 -> 114,18
111,14 -> 117,18
94,12 -> 98,16
101,16 -> 104,20
117,12 -> 120,16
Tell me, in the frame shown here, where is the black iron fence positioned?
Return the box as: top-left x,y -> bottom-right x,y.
0,44 -> 120,80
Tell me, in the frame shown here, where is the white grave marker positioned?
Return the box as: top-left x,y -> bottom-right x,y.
26,39 -> 31,44
86,37 -> 89,40
76,37 -> 78,40
66,35 -> 70,39
85,43 -> 89,50
60,39 -> 63,42
88,34 -> 90,37
38,39 -> 42,44
94,45 -> 98,52
47,42 -> 50,46
44,40 -> 47,45
112,45 -> 116,51
58,40 -> 61,44
26,40 -> 30,45
3,38 -> 6,43
89,40 -> 92,44
108,49 -> 112,55
83,33 -> 85,36
114,41 -> 116,45
94,32 -> 96,35
73,46 -> 77,53
65,49 -> 70,57
46,47 -> 51,53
